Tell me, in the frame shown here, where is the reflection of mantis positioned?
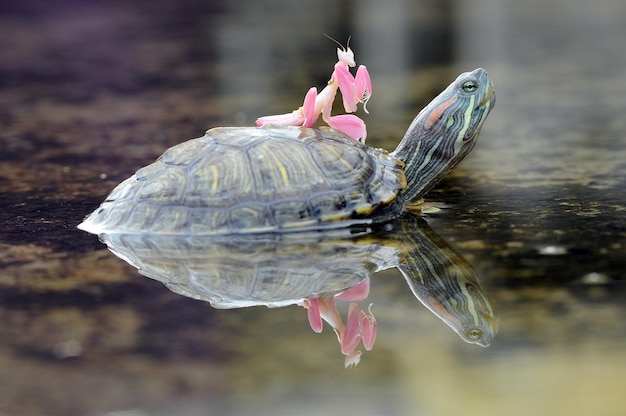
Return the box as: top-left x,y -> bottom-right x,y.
100,214 -> 497,366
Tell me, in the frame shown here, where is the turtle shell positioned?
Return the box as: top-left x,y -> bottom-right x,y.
79,125 -> 406,235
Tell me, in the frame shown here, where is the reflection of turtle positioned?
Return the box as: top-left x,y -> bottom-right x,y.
99,215 -> 498,347
78,69 -> 494,235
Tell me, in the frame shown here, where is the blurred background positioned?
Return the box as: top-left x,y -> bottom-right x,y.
1,0 -> 626,415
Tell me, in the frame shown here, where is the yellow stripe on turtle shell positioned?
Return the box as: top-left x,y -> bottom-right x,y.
354,203 -> 376,216
263,142 -> 290,187
322,212 -> 352,221
210,165 -> 219,195
328,145 -> 361,172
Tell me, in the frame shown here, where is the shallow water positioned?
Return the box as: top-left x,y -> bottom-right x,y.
2,0 -> 626,415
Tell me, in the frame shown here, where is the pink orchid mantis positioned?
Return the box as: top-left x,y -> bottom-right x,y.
256,40 -> 372,143
300,278 -> 377,367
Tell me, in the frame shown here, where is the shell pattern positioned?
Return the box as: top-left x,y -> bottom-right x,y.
79,125 -> 406,235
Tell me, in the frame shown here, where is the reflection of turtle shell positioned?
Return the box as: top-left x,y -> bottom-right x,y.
101,231 -> 402,308
99,216 -> 498,346
80,125 -> 405,236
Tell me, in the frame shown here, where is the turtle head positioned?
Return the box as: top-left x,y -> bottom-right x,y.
392,68 -> 495,204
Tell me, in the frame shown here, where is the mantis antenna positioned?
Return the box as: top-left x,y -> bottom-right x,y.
323,33 -> 351,52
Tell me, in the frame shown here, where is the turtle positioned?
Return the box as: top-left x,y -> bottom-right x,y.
78,68 -> 495,236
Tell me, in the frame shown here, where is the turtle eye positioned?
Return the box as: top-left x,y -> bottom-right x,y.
465,327 -> 484,341
462,80 -> 479,93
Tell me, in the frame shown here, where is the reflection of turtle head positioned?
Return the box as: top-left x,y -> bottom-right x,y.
457,282 -> 499,347
422,281 -> 498,348
397,217 -> 498,347
461,313 -> 499,347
